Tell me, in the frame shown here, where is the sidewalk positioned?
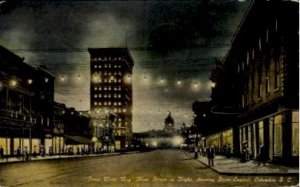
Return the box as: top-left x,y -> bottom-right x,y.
0,151 -> 136,164
187,152 -> 299,175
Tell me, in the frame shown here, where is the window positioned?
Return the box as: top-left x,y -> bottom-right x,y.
275,19 -> 278,32
94,94 -> 98,98
258,121 -> 264,145
274,59 -> 280,90
274,115 -> 283,155
258,38 -> 261,51
98,94 -> 102,98
252,48 -> 255,60
237,64 -> 240,73
258,71 -> 262,98
246,52 -> 249,65
292,111 -> 299,156
94,101 -> 98,105
265,69 -> 270,94
266,29 -> 269,43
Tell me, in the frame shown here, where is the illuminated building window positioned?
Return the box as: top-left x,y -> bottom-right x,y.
118,87 -> 121,91
118,57 -> 121,60
114,102 -> 117,106
99,57 -> 102,60
114,108 -> 117,112
237,64 -> 240,73
252,48 -> 255,60
98,94 -> 102,98
94,101 -> 98,105
114,94 -> 117,98
94,65 -> 97,68
114,79 -> 117,83
99,87 -> 102,91
104,102 -> 107,106
118,65 -> 121,68
94,87 -> 98,91
118,71 -> 121,75
246,52 -> 249,65
108,57 -> 111,60
118,94 -> 121,98
108,86 -> 111,90
104,57 -> 107,60
104,64 -> 107,68
99,65 -> 102,68
114,65 -> 117,68
118,79 -> 122,83
123,109 -> 126,113
118,118 -> 121,121
94,94 -> 98,98
114,87 -> 117,91
118,102 -> 122,106
104,72 -> 107,75
114,57 -> 117,60
108,94 -> 111,98
114,72 -> 117,75
104,87 -> 107,90
104,79 -> 107,83
108,64 -> 111,68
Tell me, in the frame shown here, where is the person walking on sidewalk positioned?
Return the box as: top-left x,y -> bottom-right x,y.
206,145 -> 215,167
258,144 -> 268,166
194,146 -> 199,159
0,145 -> 3,159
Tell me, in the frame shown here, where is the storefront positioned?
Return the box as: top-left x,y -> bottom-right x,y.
239,109 -> 298,164
206,128 -> 233,154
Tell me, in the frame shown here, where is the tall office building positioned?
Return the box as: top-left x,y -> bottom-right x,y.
88,48 -> 134,151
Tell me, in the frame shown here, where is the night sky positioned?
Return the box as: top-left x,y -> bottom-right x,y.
0,0 -> 251,132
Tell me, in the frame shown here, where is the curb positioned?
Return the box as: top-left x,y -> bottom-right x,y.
184,151 -> 299,176
0,151 -> 140,165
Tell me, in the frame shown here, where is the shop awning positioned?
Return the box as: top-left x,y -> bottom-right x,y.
65,135 -> 93,145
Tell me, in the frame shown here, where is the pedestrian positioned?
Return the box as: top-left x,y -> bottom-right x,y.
258,144 -> 268,166
17,146 -> 21,159
240,142 -> 248,163
0,145 -> 4,159
206,145 -> 215,167
194,146 -> 198,159
226,144 -> 232,158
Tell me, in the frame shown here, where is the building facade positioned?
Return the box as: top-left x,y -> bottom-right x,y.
210,0 -> 298,165
0,45 -> 55,157
88,48 -> 134,151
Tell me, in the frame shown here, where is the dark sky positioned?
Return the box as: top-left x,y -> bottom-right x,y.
0,0 -> 251,132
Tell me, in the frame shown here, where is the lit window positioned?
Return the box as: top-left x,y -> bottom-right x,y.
104,79 -> 107,83
94,101 -> 98,105
114,72 -> 117,75
94,87 -> 98,91
104,102 -> 107,106
123,109 -> 126,113
114,57 -> 117,60
104,94 -> 107,98
114,102 -> 117,106
118,102 -> 122,106
118,79 -> 122,83
114,108 -> 117,112
104,87 -> 107,90
99,65 -> 102,68
252,48 -> 255,60
99,87 -> 102,91
258,38 -> 261,51
246,52 -> 249,65
94,65 -> 97,68
108,64 -> 111,68
118,65 -> 121,68
94,94 -> 98,98
118,57 -> 121,60
104,72 -> 107,75
237,64 -> 240,73
114,87 -> 117,91
108,94 -> 111,98
118,71 -> 121,75
99,57 -> 102,61
108,86 -> 111,90
118,94 -> 121,98
114,65 -> 117,68
98,94 -> 102,98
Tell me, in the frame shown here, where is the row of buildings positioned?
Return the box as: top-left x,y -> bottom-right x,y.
0,45 -> 134,157
193,0 -> 298,166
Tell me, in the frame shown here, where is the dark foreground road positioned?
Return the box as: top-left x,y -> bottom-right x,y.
0,150 -> 298,187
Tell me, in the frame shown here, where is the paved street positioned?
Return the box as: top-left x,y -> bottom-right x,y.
0,150 -> 298,187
